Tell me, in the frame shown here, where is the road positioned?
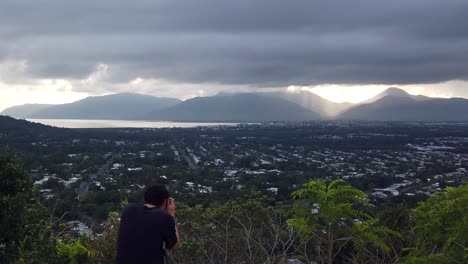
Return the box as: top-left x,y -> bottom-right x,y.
177,146 -> 195,169
76,156 -> 115,201
75,150 -> 120,227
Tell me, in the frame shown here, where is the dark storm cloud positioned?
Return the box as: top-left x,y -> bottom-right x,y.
1,0 -> 468,87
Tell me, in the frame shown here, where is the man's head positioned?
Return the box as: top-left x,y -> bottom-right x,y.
144,184 -> 170,207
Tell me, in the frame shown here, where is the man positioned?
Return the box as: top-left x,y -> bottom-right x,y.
116,184 -> 180,264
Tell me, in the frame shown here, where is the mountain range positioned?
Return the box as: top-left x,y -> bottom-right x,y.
2,88 -> 468,122
1,104 -> 53,119
340,94 -> 468,121
148,93 -> 319,122
27,93 -> 181,120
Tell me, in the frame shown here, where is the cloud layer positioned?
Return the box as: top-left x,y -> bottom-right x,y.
1,0 -> 468,93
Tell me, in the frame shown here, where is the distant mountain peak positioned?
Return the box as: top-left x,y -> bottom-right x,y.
363,87 -> 428,104
383,87 -> 410,96
340,94 -> 468,121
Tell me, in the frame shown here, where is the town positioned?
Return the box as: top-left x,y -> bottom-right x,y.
4,120 -> 468,234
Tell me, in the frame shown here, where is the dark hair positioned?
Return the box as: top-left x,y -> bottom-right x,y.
144,184 -> 170,206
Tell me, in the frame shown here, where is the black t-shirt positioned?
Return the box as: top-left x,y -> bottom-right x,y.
116,204 -> 178,264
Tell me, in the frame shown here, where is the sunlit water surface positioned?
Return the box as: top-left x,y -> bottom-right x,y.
27,119 -> 241,129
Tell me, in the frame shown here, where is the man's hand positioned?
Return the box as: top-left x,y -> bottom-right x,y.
166,198 -> 176,217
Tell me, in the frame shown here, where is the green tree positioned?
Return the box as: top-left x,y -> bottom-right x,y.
288,179 -> 401,264
56,236 -> 94,264
0,151 -> 62,263
16,188 -> 63,264
0,151 -> 32,262
90,212 -> 120,264
404,184 -> 468,264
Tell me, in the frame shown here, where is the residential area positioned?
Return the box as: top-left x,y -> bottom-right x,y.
7,121 -> 468,231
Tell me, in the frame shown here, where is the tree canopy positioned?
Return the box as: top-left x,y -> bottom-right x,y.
404,183 -> 468,264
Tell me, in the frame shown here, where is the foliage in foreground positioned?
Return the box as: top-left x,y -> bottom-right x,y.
403,183 -> 468,264
1,151 -> 63,263
289,179 -> 401,263
1,152 -> 467,263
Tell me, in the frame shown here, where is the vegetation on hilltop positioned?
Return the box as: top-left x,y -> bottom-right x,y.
1,153 -> 467,263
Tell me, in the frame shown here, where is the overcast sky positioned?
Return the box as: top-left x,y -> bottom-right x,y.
1,0 -> 468,111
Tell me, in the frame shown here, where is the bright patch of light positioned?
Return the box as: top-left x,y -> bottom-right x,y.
0,82 -> 88,111
81,64 -> 109,85
402,80 -> 467,99
287,86 -> 298,92
131,77 -> 144,85
307,84 -> 389,103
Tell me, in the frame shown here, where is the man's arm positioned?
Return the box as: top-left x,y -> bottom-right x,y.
167,220 -> 180,252
165,198 -> 180,251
